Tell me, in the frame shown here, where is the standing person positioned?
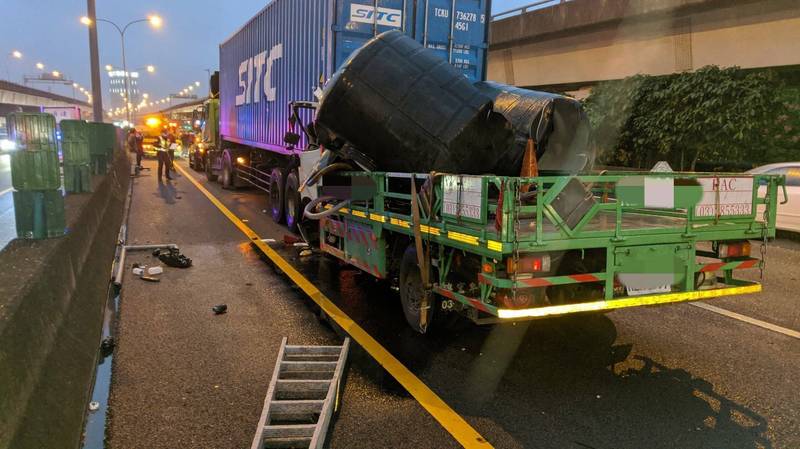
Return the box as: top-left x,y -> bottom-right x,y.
157,131 -> 172,181
134,130 -> 144,169
126,129 -> 137,156
167,133 -> 177,174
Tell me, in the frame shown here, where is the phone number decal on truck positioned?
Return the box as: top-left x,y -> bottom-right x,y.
694,177 -> 753,217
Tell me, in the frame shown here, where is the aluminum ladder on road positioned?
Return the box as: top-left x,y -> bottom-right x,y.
251,337 -> 350,449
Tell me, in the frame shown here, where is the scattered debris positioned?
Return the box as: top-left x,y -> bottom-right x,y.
100,336 -> 115,356
147,266 -> 163,275
153,248 -> 193,268
245,282 -> 253,286
261,209 -> 268,214
88,401 -> 100,412
212,304 -> 228,315
293,242 -> 309,248
132,267 -> 144,276
140,275 -> 160,282
261,238 -> 276,244
299,249 -> 313,257
242,219 -> 249,222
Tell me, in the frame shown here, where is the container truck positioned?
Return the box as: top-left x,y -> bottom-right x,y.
193,0 -> 785,333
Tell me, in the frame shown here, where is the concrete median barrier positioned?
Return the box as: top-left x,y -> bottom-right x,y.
0,150 -> 130,449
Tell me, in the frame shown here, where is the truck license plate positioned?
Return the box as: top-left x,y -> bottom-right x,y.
626,285 -> 671,296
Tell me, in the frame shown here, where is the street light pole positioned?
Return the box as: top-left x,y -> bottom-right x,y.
86,0 -> 104,122
82,14 -> 161,125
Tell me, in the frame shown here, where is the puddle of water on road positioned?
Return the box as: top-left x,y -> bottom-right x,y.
80,286 -> 120,449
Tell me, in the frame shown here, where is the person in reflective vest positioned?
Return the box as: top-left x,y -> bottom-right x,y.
157,131 -> 172,181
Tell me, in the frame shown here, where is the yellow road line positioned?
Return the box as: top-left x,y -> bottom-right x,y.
175,164 -> 492,449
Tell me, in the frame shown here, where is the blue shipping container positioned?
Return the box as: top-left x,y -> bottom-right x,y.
219,0 -> 490,153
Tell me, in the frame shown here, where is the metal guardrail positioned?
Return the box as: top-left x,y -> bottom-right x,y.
492,0 -> 572,21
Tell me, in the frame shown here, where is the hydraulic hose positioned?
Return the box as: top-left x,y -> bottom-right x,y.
299,162 -> 353,193
303,195 -> 351,220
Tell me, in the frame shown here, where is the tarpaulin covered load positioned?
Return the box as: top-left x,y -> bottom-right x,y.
475,81 -> 594,174
315,30 -> 514,175
315,30 -> 594,176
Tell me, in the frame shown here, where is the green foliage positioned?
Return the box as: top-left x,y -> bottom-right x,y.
584,66 -> 798,171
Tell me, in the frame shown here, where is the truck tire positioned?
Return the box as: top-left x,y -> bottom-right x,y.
284,170 -> 301,232
221,152 -> 236,189
205,154 -> 218,182
399,245 -> 434,333
269,167 -> 285,224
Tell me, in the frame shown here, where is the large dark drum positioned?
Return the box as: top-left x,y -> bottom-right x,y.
475,81 -> 594,174
315,30 -> 513,175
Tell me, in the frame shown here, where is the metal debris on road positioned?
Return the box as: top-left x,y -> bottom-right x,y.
153,248 -> 193,268
212,304 -> 228,315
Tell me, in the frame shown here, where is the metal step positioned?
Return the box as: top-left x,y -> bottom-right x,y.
251,337 -> 350,449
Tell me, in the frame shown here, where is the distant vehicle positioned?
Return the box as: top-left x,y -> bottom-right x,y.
747,163 -> 800,232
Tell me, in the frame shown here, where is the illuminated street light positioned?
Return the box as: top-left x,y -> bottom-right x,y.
12,50 -> 22,59
73,82 -> 79,88
82,13 -> 164,123
105,64 -> 113,71
146,65 -> 155,73
51,70 -> 60,77
142,93 -> 149,99
35,62 -> 44,70
194,81 -> 200,87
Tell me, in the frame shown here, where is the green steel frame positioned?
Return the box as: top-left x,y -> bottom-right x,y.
317,170 -> 785,320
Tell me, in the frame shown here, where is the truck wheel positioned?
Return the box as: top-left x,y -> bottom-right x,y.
399,245 -> 434,333
221,153 -> 235,189
205,154 -> 218,182
269,168 -> 285,224
284,171 -> 301,232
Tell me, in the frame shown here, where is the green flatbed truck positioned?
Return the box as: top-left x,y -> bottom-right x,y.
310,168 -> 785,332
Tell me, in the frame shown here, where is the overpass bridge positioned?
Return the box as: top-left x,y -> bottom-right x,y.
488,0 -> 800,96
0,80 -> 92,123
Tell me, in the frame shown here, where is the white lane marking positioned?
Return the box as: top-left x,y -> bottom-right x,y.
691,302 -> 800,339
0,187 -> 12,197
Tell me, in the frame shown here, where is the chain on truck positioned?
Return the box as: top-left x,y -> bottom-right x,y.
187,0 -> 786,333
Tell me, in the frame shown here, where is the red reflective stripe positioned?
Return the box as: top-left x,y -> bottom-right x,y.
478,274 -> 492,285
569,274 -> 600,283
700,262 -> 725,272
521,278 -> 553,287
739,259 -> 758,269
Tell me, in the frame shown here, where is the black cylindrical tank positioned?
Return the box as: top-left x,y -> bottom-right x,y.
315,30 -> 513,175
475,81 -> 594,174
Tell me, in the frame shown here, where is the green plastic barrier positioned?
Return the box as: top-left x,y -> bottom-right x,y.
63,164 -> 92,194
60,120 -> 91,166
87,122 -> 108,175
12,190 -> 66,239
7,113 -> 60,191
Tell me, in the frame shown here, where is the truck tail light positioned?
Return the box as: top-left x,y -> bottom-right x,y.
718,241 -> 751,258
506,254 -> 551,274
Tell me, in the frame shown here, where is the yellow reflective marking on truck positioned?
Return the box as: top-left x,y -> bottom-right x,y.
487,240 -> 503,252
176,164 -> 493,449
390,217 -> 410,228
370,213 -> 386,223
497,283 -> 761,319
448,231 -> 479,246
420,224 -> 440,236
351,210 -> 367,218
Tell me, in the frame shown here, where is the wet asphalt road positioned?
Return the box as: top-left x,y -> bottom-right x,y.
0,155 -> 15,249
112,159 -> 800,449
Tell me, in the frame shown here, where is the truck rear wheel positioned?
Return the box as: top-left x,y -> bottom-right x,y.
269,168 -> 285,224
284,171 -> 301,232
399,245 -> 434,333
205,154 -> 218,182
221,153 -> 235,189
